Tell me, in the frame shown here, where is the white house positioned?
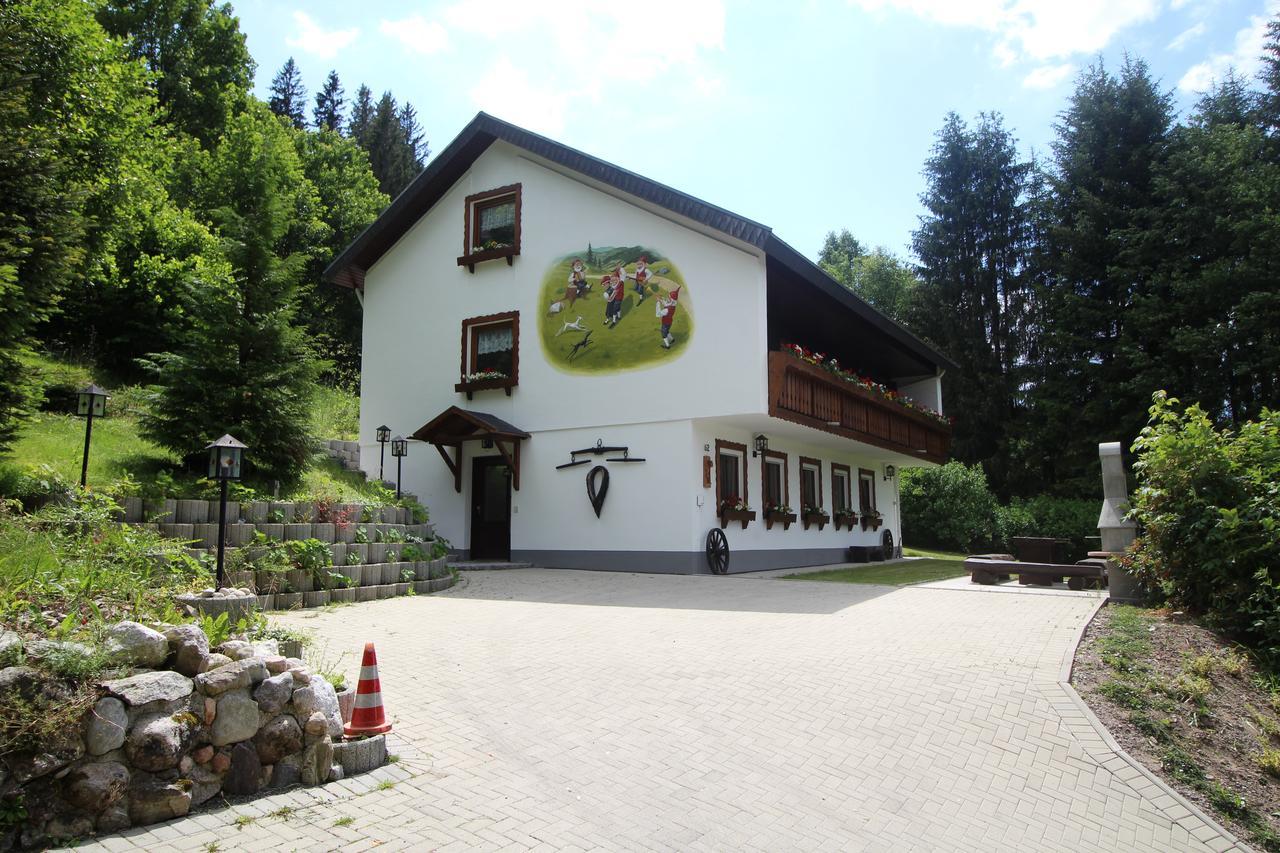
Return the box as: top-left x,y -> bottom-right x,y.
324,113 -> 954,573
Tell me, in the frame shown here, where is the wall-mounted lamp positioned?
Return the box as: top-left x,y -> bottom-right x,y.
883,464 -> 897,481
752,434 -> 769,458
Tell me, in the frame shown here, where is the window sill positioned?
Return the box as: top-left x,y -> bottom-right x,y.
454,377 -> 516,400
457,246 -> 518,272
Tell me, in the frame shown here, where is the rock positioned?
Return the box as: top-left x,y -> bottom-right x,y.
211,751 -> 231,774
164,625 -> 209,676
221,742 -> 261,796
96,802 -> 131,833
199,652 -> 232,673
7,729 -> 84,784
0,665 -> 46,699
102,670 -> 193,708
253,715 -> 302,765
289,667 -> 310,685
192,745 -> 214,764
195,657 -> 266,696
327,763 -> 344,783
304,711 -> 327,738
179,755 -> 193,774
203,696 -> 216,726
290,685 -> 316,719
271,754 -> 301,788
45,815 -> 95,842
333,734 -> 387,776
217,640 -> 252,660
125,713 -> 194,772
62,761 -> 129,813
187,763 -> 222,806
0,630 -> 23,664
210,689 -> 259,746
26,638 -> 94,665
253,672 -> 293,715
104,621 -> 168,667
84,696 -> 128,756
250,639 -> 279,657
300,738 -> 333,787
129,772 -> 191,825
263,655 -> 288,674
309,677 -> 344,739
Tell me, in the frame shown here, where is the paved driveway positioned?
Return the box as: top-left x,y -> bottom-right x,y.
85,570 -> 1243,852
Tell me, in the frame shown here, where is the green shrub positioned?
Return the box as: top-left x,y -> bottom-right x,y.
900,461 -> 999,552
1003,495 -> 1098,560
1128,392 -> 1280,668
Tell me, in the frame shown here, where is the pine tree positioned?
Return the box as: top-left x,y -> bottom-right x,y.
313,69 -> 344,132
268,57 -> 307,129
348,84 -> 373,145
141,104 -> 321,479
817,229 -> 866,286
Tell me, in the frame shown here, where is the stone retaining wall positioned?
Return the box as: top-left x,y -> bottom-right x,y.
0,622 -> 386,849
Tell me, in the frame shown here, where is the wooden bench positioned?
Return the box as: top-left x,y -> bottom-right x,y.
965,557 -> 1107,590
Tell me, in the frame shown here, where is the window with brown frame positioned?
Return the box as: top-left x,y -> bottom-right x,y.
761,449 -> 789,511
715,439 -> 747,508
831,463 -> 852,514
457,312 -> 519,396
459,184 -> 522,269
799,457 -> 822,511
858,467 -> 877,516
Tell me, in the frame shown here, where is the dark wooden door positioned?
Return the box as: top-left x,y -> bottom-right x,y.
470,456 -> 511,560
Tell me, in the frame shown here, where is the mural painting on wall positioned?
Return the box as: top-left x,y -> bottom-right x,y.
538,246 -> 693,373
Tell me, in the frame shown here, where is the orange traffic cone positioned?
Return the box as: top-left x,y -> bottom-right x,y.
344,642 -> 392,737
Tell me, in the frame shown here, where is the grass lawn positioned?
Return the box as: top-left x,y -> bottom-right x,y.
783,558 -> 966,586
6,411 -> 177,487
903,546 -> 969,560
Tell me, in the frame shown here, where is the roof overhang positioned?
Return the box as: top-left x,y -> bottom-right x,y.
412,406 -> 529,493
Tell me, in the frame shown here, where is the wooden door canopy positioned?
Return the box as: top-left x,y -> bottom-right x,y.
412,406 -> 529,493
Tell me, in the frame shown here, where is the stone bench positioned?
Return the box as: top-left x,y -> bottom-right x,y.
965,557 -> 1107,590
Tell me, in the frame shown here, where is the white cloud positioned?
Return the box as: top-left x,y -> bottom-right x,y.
468,57 -> 572,135
1178,3 -> 1279,93
379,15 -> 450,55
1022,62 -> 1075,89
286,11 -> 358,60
851,0 -> 1159,64
1167,22 -> 1206,51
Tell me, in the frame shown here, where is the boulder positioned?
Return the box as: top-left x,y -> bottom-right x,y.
103,621 -> 168,667
217,640 -> 253,660
253,715 -> 302,765
26,638 -> 94,667
300,738 -> 333,787
125,713 -> 194,772
62,761 -> 129,813
187,763 -> 222,806
6,728 -> 84,784
308,677 -> 344,739
253,672 -> 293,715
0,630 -> 23,664
271,754 -> 301,788
195,657 -> 266,696
163,625 -> 209,677
290,685 -> 316,719
221,742 -> 261,796
96,803 -> 131,833
263,655 -> 288,674
128,772 -> 191,824
0,665 -> 47,700
250,639 -> 279,657
191,745 -> 214,764
45,815 -> 95,842
304,711 -> 327,738
84,696 -> 128,755
199,652 -> 232,673
102,670 -> 193,708
211,751 -> 231,774
210,689 -> 259,746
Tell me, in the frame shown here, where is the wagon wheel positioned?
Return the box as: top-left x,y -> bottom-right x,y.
881,528 -> 896,559
705,528 -> 730,575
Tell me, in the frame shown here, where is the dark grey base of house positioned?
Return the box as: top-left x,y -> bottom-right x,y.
509,548 -> 858,575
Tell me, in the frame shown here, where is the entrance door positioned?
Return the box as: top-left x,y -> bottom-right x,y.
470,456 -> 511,560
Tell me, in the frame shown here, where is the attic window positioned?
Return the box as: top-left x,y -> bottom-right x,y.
458,183 -> 522,271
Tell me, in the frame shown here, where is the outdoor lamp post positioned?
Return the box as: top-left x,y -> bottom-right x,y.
205,434 -> 247,590
390,435 -> 408,499
376,424 -> 391,480
752,434 -> 769,458
75,384 -> 110,487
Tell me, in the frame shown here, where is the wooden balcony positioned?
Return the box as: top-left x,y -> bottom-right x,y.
768,352 -> 951,464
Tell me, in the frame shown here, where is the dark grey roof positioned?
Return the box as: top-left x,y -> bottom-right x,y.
324,112 -> 956,374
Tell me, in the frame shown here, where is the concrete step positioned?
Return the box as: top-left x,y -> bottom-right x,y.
448,561 -> 533,571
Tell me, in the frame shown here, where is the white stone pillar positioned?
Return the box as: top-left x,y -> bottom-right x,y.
1097,442 -> 1140,602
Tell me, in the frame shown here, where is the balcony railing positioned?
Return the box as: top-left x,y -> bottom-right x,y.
767,352 -> 951,464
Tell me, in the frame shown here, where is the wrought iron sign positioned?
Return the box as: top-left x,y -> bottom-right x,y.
556,439 -> 645,518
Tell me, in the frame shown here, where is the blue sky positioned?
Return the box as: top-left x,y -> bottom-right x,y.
234,0 -> 1278,262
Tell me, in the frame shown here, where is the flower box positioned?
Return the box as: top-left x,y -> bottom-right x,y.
802,511 -> 830,531
718,507 -> 756,529
764,510 -> 797,531
861,514 -> 883,532
454,376 -> 515,399
833,512 -> 858,532
456,244 -> 518,272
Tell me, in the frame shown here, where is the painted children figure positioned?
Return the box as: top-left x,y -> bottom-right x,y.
658,287 -> 680,347
632,254 -> 652,301
567,258 -> 589,297
603,274 -> 625,327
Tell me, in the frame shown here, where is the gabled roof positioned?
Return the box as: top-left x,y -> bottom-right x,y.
324,112 -> 956,374
412,406 -> 529,444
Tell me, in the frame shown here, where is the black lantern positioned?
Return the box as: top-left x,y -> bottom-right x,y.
883,464 -> 897,481
75,384 -> 110,487
376,424 -> 391,480
204,434 -> 247,590
752,434 -> 769,458
390,435 -> 408,499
